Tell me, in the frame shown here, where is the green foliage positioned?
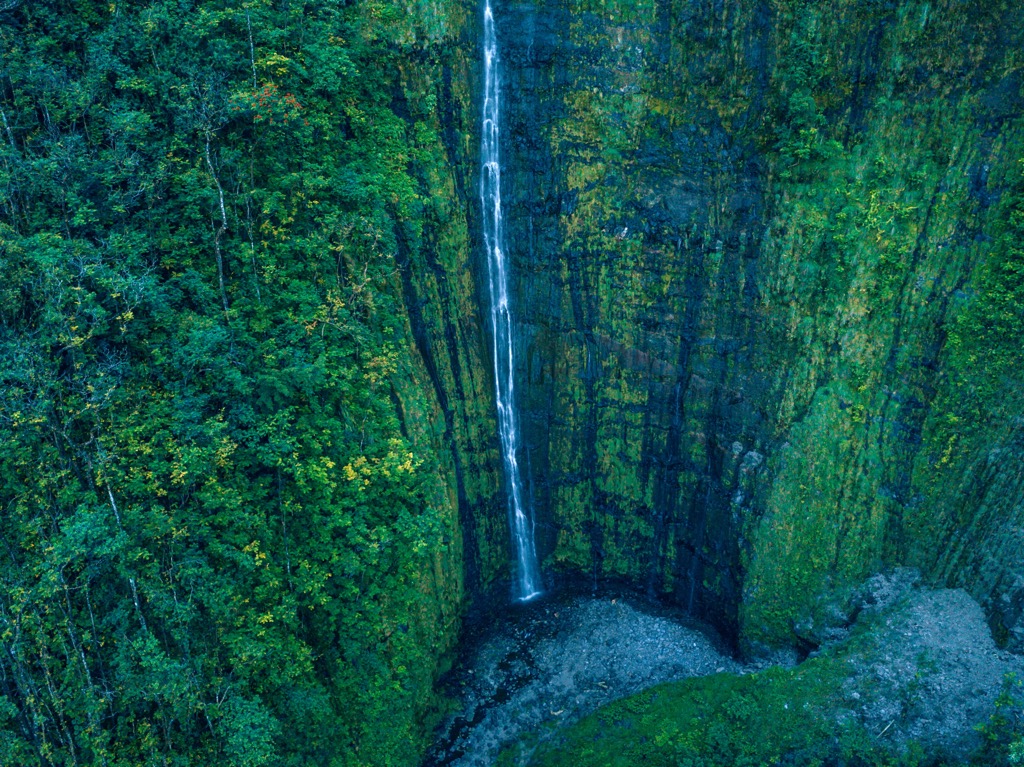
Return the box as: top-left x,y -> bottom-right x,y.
941,158 -> 1024,419
904,152 -> 1024,582
768,6 -> 844,178
521,647 -> 927,767
973,674 -> 1024,766
737,0 -> 1022,648
0,0 -> 464,765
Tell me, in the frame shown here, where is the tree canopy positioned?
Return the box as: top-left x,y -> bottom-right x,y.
0,1 -> 461,764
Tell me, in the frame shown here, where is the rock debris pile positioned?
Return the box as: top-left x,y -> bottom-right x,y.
425,591 -> 738,766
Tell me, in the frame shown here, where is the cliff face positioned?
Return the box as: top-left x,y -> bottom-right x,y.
421,0 -> 1024,650
390,13 -> 511,601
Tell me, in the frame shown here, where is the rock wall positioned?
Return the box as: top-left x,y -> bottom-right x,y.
391,24 -> 513,600
439,0 -> 1024,650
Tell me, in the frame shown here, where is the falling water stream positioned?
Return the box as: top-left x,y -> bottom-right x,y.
481,0 -> 543,602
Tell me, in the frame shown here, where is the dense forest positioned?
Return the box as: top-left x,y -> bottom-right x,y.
0,0 -> 471,764
2,0 -> 1023,765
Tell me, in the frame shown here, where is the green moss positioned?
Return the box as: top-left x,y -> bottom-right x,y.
515,0 -> 1023,651
517,620 -> 925,767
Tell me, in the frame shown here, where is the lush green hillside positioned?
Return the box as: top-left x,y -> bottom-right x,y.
0,0 -> 493,764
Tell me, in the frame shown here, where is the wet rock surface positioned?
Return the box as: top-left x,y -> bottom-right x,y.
423,588 -> 739,766
463,0 -> 1024,654
425,575 -> 1024,765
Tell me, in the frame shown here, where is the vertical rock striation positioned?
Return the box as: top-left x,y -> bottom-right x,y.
471,0 -> 1024,650
398,0 -> 1024,656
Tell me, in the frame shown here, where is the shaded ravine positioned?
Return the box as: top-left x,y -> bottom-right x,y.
481,0 -> 542,601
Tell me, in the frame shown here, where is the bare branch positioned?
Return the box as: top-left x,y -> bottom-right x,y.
105,485 -> 147,633
203,134 -> 230,317
247,11 -> 258,90
0,106 -> 15,149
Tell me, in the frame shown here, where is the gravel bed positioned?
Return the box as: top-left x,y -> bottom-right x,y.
424,573 -> 1024,765
424,590 -> 738,766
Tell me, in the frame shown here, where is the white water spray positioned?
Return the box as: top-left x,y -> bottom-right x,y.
481,0 -> 542,602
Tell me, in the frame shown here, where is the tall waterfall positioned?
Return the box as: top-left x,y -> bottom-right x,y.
481,0 -> 543,602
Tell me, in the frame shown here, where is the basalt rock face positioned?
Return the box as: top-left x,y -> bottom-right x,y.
448,0 -> 1024,650
389,1 -> 518,603
392,58 -> 504,601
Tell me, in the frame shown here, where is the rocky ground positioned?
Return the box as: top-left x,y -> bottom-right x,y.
825,571 -> 1024,760
425,573 -> 1024,765
423,588 -> 740,766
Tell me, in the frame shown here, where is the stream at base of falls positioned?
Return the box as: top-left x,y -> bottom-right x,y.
423,587 -> 740,766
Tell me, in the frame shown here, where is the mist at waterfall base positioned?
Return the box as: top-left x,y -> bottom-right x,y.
480,0 -> 543,603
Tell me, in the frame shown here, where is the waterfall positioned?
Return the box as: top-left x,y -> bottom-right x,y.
481,0 -> 543,602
